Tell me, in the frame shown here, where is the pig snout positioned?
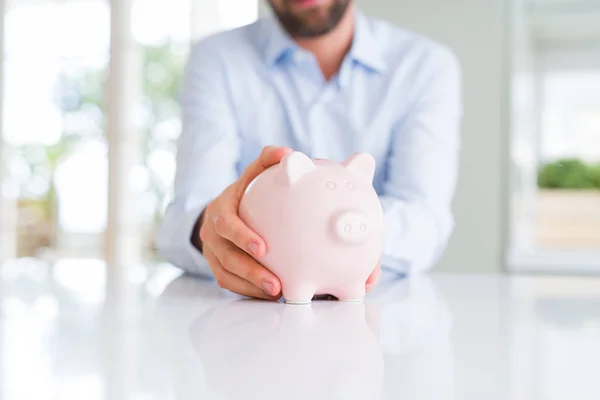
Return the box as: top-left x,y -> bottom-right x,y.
333,211 -> 371,244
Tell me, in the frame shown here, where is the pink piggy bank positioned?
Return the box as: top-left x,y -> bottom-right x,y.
239,151 -> 384,304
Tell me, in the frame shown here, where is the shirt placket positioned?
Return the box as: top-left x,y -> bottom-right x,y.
308,59 -> 352,160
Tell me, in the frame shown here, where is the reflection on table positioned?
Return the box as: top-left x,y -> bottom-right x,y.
155,274 -> 453,400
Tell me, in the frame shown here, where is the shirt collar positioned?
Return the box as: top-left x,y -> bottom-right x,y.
260,12 -> 299,66
349,9 -> 387,73
260,8 -> 387,73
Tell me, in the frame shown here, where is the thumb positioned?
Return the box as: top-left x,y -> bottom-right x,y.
234,146 -> 293,201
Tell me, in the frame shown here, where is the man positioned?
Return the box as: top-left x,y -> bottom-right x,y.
155,0 -> 462,301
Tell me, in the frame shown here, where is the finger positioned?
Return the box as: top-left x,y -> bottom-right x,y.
219,267 -> 280,300
235,146 -> 293,199
213,211 -> 267,258
366,262 -> 382,293
205,246 -> 280,300
211,239 -> 281,297
366,264 -> 381,284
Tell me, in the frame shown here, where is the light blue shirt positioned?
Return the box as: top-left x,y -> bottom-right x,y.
155,9 -> 463,281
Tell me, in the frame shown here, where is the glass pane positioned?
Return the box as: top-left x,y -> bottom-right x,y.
219,0 -> 259,29
4,0 -> 110,258
132,0 -> 191,46
537,71 -> 600,249
2,0 -> 259,261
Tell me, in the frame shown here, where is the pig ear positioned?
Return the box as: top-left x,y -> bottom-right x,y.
279,151 -> 316,185
342,153 -> 376,183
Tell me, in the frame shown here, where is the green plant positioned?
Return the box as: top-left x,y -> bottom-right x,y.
591,163 -> 600,188
538,158 -> 600,190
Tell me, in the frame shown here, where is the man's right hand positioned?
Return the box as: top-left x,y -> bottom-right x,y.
193,146 -> 293,300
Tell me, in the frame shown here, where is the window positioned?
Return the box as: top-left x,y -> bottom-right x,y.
536,67 -> 600,250
4,0 -> 110,258
1,0 -> 259,262
508,0 -> 600,272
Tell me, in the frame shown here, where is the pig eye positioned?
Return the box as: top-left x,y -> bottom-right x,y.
326,181 -> 337,190
345,181 -> 355,189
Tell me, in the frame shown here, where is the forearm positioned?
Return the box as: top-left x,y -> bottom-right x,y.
379,195 -> 454,276
380,45 -> 462,278
155,200 -> 213,278
155,38 -> 239,278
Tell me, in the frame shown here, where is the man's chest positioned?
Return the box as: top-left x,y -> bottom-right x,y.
227,66 -> 408,162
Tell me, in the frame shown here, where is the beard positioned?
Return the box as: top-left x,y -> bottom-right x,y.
268,0 -> 352,38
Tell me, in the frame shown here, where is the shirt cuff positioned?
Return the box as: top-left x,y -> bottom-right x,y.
380,196 -> 440,275
182,204 -> 214,278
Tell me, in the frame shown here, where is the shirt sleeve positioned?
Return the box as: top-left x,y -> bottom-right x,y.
380,45 -> 463,276
155,39 -> 241,278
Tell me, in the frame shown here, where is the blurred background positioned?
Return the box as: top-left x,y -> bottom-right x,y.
0,0 -> 598,276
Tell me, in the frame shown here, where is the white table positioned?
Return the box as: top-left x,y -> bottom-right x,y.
1,259 -> 600,399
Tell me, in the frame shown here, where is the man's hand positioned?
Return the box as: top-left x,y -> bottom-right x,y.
366,260 -> 381,293
194,146 -> 292,300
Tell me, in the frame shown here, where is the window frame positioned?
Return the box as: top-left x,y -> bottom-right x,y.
508,42 -> 600,274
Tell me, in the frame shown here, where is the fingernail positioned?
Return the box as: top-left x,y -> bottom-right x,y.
249,242 -> 258,255
263,281 -> 273,295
